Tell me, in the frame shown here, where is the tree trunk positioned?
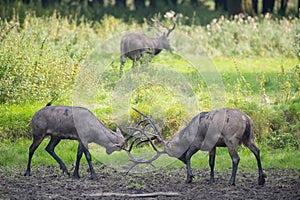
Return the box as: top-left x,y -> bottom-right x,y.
279,0 -> 289,15
242,0 -> 254,15
149,0 -> 157,8
252,0 -> 258,14
298,0 -> 300,16
262,0 -> 275,14
88,0 -> 103,7
170,0 -> 177,5
98,0 -> 104,6
134,0 -> 145,9
215,0 -> 227,11
226,0 -> 243,15
191,0 -> 198,6
115,0 -> 126,8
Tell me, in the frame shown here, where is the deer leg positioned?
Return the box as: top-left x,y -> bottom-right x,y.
185,147 -> 198,183
227,147 -> 240,186
178,152 -> 187,164
82,146 -> 97,180
73,143 -> 84,179
24,135 -> 44,176
246,142 -> 266,186
120,55 -> 125,66
120,54 -> 126,77
45,137 -> 69,175
209,147 -> 216,184
120,63 -> 124,77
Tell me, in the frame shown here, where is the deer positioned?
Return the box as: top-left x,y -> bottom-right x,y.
24,103 -> 125,180
120,11 -> 177,76
125,107 -> 266,186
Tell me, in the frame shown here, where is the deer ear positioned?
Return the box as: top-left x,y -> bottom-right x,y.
116,127 -> 122,136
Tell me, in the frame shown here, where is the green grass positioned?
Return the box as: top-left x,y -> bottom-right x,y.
1,139 -> 299,171
213,57 -> 299,93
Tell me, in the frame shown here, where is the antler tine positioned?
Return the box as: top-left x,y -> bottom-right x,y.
126,150 -> 164,165
151,13 -> 164,35
166,13 -> 178,37
135,136 -> 157,147
132,107 -> 148,118
131,107 -> 165,144
123,107 -> 166,169
125,150 -> 163,175
125,127 -> 147,152
128,127 -> 159,152
151,11 -> 178,37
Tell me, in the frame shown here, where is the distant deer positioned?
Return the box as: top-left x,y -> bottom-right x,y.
120,12 -> 177,75
24,103 -> 125,180
125,108 -> 266,186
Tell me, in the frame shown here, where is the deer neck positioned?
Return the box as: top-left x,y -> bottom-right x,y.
151,37 -> 165,55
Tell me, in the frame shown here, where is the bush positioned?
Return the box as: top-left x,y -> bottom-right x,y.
195,14 -> 299,57
225,64 -> 300,149
0,13 -> 88,104
0,103 -> 40,141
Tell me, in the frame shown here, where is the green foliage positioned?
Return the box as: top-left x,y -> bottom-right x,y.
0,103 -> 38,141
0,13 -> 88,104
294,29 -> 300,60
224,64 -> 300,149
196,14 -> 299,57
129,83 -> 188,139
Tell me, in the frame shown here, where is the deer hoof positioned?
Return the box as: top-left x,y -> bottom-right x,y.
258,174 -> 266,186
72,173 -> 80,179
90,175 -> 98,180
186,175 -> 194,183
64,171 -> 70,177
228,180 -> 236,186
24,171 -> 31,176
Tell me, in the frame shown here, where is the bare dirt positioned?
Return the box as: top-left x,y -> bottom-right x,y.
1,165 -> 300,199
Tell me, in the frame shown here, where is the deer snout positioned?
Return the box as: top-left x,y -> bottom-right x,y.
115,138 -> 126,151
168,47 -> 174,53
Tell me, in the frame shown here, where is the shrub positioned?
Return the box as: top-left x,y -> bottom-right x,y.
0,13 -> 88,104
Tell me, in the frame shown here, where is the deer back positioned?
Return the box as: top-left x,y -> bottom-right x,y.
31,106 -> 78,140
121,33 -> 151,55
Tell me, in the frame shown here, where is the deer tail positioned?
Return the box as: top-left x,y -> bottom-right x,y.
45,95 -> 59,107
244,116 -> 253,140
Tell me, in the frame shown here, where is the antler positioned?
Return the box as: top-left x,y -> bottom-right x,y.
151,13 -> 164,35
151,11 -> 178,37
124,107 -> 166,170
164,10 -> 178,36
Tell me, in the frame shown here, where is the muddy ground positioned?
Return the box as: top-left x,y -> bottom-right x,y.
1,165 -> 300,199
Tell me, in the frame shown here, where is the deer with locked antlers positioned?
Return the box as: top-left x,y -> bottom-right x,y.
24,103 -> 125,180
124,107 -> 266,186
120,11 -> 177,75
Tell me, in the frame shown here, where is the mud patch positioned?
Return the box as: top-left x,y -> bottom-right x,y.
1,165 -> 300,199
